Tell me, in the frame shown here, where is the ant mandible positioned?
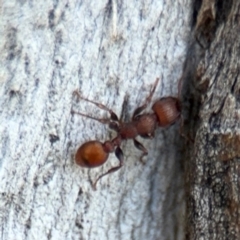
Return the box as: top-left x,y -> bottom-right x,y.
72,78 -> 181,190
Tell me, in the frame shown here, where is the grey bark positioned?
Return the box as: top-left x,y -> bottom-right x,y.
185,0 -> 240,239
0,1 -> 191,240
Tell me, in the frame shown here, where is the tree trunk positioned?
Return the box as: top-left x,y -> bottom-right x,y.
185,0 -> 240,239
0,0 -> 191,239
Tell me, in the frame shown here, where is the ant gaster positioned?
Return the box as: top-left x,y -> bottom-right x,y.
72,78 -> 181,189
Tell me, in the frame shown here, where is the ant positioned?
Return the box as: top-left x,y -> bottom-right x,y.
72,78 -> 181,190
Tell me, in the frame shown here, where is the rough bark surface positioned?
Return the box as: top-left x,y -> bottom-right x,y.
185,0 -> 240,239
0,1 -> 191,240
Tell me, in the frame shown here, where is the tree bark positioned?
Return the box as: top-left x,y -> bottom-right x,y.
185,0 -> 240,239
0,0 -> 191,239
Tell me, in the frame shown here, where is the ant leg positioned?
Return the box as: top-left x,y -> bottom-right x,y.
178,115 -> 194,142
73,90 -> 119,122
132,78 -> 160,120
178,115 -> 184,137
92,147 -> 123,190
177,76 -> 184,100
133,139 -> 148,164
71,109 -> 111,124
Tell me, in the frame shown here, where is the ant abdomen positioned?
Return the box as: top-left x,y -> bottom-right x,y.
152,97 -> 180,127
75,141 -> 109,168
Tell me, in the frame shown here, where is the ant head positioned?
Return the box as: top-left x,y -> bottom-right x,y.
152,97 -> 180,127
75,141 -> 109,168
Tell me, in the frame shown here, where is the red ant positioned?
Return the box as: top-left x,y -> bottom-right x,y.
72,78 -> 181,189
